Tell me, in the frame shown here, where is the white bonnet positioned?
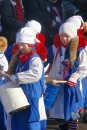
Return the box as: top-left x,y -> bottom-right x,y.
16,27 -> 39,44
66,15 -> 84,29
25,20 -> 41,34
59,22 -> 77,38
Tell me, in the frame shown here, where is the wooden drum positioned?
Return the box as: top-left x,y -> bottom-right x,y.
0,81 -> 29,114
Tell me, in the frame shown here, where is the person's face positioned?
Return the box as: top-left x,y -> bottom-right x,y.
59,33 -> 72,46
17,43 -> 29,54
50,0 -> 58,3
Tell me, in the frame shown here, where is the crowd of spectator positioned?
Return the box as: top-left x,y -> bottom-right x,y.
0,0 -> 87,47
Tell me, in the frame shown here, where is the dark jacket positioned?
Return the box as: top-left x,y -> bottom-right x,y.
51,0 -> 62,18
23,0 -> 56,26
1,0 -> 26,45
0,0 -> 3,14
62,0 -> 87,21
62,0 -> 87,11
23,0 -> 60,48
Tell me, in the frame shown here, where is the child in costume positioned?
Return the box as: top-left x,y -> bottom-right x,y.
45,22 -> 87,130
0,37 -> 8,130
9,27 -> 47,130
66,15 -> 87,122
5,20 -> 47,64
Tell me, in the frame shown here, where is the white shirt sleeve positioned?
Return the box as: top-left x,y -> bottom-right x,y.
0,54 -> 8,81
17,57 -> 43,84
73,46 -> 87,80
0,54 -> 8,72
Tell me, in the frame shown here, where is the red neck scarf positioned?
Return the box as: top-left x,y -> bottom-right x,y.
53,33 -> 69,48
19,51 -> 35,64
53,33 -> 86,50
16,0 -> 24,21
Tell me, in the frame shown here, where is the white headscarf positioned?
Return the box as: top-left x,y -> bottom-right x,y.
59,22 -> 77,38
16,27 -> 39,44
66,15 -> 84,29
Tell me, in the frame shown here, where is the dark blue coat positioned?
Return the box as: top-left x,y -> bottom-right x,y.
1,0 -> 26,45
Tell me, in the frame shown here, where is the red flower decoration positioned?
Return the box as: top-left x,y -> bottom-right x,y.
36,33 -> 48,61
12,44 -> 19,55
36,33 -> 45,44
78,35 -> 86,49
77,28 -> 84,37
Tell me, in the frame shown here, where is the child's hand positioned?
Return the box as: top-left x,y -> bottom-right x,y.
67,75 -> 77,87
67,73 -> 79,87
10,75 -> 18,82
